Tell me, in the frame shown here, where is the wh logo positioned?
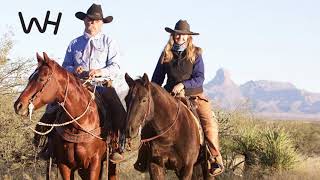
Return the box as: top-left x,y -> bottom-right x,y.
18,11 -> 62,35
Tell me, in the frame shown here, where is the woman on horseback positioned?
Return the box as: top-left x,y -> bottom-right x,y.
151,19 -> 224,176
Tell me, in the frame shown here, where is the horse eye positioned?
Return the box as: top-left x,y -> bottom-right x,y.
141,98 -> 147,103
37,78 -> 45,82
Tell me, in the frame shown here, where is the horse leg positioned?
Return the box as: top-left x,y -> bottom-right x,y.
108,162 -> 119,180
149,162 -> 165,180
58,163 -> 73,180
89,157 -> 102,180
179,164 -> 194,180
191,163 -> 205,180
78,168 -> 88,180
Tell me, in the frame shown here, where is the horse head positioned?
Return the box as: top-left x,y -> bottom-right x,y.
124,73 -> 154,138
14,52 -> 62,116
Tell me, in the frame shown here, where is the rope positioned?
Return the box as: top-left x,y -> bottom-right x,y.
27,126 -> 54,136
27,75 -> 104,140
140,101 -> 181,143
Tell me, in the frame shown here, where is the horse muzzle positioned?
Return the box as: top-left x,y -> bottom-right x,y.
14,100 -> 28,116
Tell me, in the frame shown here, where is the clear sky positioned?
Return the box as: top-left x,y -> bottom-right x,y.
1,0 -> 319,92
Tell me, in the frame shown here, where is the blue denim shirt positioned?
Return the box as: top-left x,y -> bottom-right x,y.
62,32 -> 121,78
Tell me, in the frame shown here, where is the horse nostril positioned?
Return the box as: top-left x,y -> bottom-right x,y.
15,102 -> 22,111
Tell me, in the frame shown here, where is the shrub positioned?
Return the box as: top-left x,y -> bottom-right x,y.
259,127 -> 298,171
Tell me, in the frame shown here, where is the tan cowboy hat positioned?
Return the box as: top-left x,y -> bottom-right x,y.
75,3 -> 113,23
165,20 -> 199,35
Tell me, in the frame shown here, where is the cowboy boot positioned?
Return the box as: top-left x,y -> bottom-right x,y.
193,95 -> 224,176
206,143 -> 224,177
208,155 -> 224,176
133,143 -> 150,172
38,136 -> 52,160
109,131 -> 125,163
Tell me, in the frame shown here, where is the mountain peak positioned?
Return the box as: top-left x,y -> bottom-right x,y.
209,68 -> 233,86
204,68 -> 320,117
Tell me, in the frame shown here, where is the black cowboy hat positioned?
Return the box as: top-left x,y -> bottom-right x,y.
75,3 -> 113,23
165,20 -> 199,35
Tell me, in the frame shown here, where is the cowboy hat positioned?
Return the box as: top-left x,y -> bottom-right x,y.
75,3 -> 113,23
165,20 -> 199,35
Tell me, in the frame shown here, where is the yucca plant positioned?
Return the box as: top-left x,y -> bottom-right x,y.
259,127 -> 298,171
232,125 -> 262,173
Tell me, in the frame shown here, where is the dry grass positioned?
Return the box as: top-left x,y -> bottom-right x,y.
263,156 -> 320,180
1,94 -> 320,179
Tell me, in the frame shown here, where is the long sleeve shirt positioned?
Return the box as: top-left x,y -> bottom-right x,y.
62,32 -> 121,78
152,52 -> 205,95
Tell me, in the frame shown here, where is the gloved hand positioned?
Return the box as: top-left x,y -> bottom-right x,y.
172,83 -> 184,95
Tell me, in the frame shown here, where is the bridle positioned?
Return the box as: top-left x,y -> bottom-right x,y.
27,67 -> 101,139
140,100 -> 180,143
126,83 -> 181,144
28,68 -> 54,112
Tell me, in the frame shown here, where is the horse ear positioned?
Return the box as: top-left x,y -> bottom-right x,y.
42,52 -> 50,64
36,52 -> 44,66
125,73 -> 135,87
142,73 -> 150,86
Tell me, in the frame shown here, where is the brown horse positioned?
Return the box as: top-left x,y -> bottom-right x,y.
124,73 -> 204,180
14,52 -> 116,180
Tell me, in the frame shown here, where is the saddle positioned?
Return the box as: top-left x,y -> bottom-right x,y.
174,91 -> 204,145
82,82 -> 123,151
45,81 -> 113,143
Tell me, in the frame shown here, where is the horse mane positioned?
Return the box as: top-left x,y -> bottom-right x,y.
49,59 -> 86,89
134,76 -> 178,104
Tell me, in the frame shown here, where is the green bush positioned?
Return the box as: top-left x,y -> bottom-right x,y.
260,127 -> 298,171
216,110 -> 302,179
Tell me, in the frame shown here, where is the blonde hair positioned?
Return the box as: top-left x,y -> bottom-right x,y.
162,34 -> 202,64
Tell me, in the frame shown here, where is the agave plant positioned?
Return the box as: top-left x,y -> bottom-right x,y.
259,127 -> 298,171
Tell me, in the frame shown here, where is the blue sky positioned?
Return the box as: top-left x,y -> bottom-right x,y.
1,0 -> 320,92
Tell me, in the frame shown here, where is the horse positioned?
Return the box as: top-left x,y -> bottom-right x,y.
124,73 -> 207,180
14,52 -> 118,180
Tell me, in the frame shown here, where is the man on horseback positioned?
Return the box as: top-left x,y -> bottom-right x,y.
136,20 -> 224,176
35,3 -> 127,163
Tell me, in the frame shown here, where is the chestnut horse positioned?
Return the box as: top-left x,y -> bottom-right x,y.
124,73 -> 203,180
14,52 -> 116,180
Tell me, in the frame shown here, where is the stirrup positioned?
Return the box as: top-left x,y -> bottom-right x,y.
208,158 -> 224,177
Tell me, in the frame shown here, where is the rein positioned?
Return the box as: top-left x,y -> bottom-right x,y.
27,69 -> 103,140
140,100 -> 181,143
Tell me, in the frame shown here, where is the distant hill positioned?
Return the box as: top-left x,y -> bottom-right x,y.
204,68 -> 320,119
204,68 -> 246,110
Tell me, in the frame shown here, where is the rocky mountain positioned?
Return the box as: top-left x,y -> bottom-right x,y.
204,68 -> 320,119
204,68 -> 245,109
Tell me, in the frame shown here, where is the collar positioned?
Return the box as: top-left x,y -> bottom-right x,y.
83,31 -> 103,40
172,42 -> 187,52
